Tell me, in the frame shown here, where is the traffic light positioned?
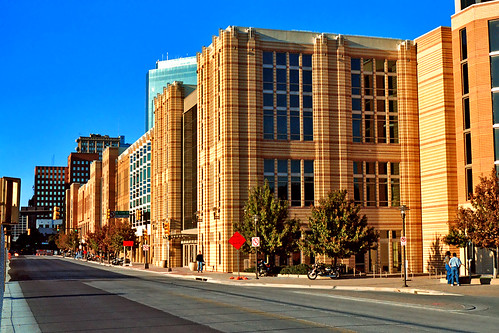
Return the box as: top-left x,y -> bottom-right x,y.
27,228 -> 31,236
163,221 -> 170,235
53,206 -> 60,220
143,228 -> 148,237
136,209 -> 142,221
106,209 -> 110,219
56,225 -> 60,232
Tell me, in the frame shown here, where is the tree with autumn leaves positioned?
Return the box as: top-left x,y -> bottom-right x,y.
86,220 -> 137,260
302,190 -> 379,265
235,181 -> 301,260
445,169 -> 499,276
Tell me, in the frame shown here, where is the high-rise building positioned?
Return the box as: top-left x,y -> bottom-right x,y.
66,153 -> 99,185
75,134 -> 129,160
145,57 -> 197,131
33,166 -> 67,220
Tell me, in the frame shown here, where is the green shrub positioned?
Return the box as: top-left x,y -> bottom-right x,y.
279,264 -> 311,275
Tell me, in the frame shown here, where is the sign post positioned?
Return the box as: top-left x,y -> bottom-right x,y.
229,232 -> 246,278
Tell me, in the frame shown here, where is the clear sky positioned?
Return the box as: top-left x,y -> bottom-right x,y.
0,0 -> 454,206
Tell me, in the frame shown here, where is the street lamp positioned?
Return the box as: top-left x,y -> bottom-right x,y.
399,205 -> 409,287
254,214 -> 259,280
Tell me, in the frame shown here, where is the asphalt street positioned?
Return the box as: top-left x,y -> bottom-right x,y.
4,256 -> 499,332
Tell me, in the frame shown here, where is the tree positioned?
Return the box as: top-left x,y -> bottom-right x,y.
235,181 -> 301,260
448,169 -> 499,276
105,220 -> 137,256
302,190 -> 379,265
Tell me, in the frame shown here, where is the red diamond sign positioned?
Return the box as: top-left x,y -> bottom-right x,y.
229,232 -> 246,250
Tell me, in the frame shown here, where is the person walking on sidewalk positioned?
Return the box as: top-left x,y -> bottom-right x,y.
196,251 -> 204,273
449,252 -> 462,286
444,251 -> 451,284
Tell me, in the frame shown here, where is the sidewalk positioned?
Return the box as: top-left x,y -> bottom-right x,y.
106,259 -> 499,297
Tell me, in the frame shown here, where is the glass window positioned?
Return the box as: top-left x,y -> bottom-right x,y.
277,160 -> 288,200
377,115 -> 387,143
303,95 -> 312,108
465,132 -> 472,165
276,53 -> 286,66
389,116 -> 399,143
302,54 -> 312,68
391,178 -> 400,207
466,167 -> 473,200
364,75 -> 373,96
491,56 -> 499,88
352,98 -> 361,111
365,115 -> 375,143
264,113 -> 274,140
290,113 -> 300,140
377,99 -> 386,113
291,160 -> 301,206
304,160 -> 314,206
388,76 -> 397,96
366,178 -> 376,206
462,63 -> 469,94
303,113 -> 313,141
290,95 -> 299,108
351,58 -> 361,71
391,162 -> 400,176
376,59 -> 385,72
463,98 -> 471,129
460,28 -> 467,61
277,93 -> 287,107
489,19 -> 499,53
387,60 -> 397,73
264,93 -> 273,107
290,69 -> 299,84
389,100 -> 397,113
365,99 -> 374,112
263,68 -> 273,84
303,70 -> 312,85
354,178 -> 363,204
379,178 -> 389,206
363,58 -> 373,72
352,74 -> 361,95
493,92 -> 499,125
353,161 -> 363,175
376,75 -> 385,96
353,114 -> 362,143
289,53 -> 299,67
366,162 -> 376,175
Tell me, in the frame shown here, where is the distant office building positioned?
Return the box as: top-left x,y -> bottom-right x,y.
0,177 -> 20,225
75,134 -> 129,160
145,57 -> 197,131
33,166 -> 67,220
66,153 -> 99,185
11,214 -> 27,242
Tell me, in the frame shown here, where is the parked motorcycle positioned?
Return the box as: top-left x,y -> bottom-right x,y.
307,262 -> 341,280
257,259 -> 272,277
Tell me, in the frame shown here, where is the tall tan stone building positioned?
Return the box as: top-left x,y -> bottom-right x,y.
196,27 -> 422,273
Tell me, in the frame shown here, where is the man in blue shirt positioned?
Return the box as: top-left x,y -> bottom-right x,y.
449,252 -> 462,286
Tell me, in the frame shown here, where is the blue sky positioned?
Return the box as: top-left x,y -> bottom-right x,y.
0,1 -> 454,206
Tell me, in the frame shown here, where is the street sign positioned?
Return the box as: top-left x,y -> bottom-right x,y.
401,236 -> 407,246
229,232 -> 246,250
123,240 -> 134,247
251,237 -> 260,247
143,244 -> 150,251
114,211 -> 130,218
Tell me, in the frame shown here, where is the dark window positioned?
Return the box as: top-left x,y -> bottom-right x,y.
364,74 -> 373,96
263,52 -> 273,65
353,161 -> 363,175
388,76 -> 397,96
387,60 -> 397,73
389,116 -> 399,143
290,69 -> 299,83
462,63 -> 469,95
303,70 -> 312,85
363,58 -> 373,72
277,93 -> 287,107
460,28 -> 467,60
352,74 -> 361,95
290,113 -> 300,140
352,98 -> 361,111
263,68 -> 273,84
466,167 -> 473,200
377,99 -> 385,113
303,95 -> 312,108
277,160 -> 288,200
391,178 -> 400,207
263,93 -> 273,107
391,162 -> 400,176
352,114 -> 362,143
365,115 -> 375,143
290,95 -> 299,108
376,75 -> 385,96
489,19 -> 499,52
351,58 -> 361,71
379,177 -> 389,206
366,162 -> 376,175
389,100 -> 397,113
302,54 -> 312,67
377,115 -> 387,143
276,53 -> 286,66
289,53 -> 299,67
495,128 -> 499,161
463,98 -> 471,129
465,132 -> 473,165
491,56 -> 499,88
291,160 -> 301,206
354,178 -> 363,204
304,160 -> 314,206
264,112 -> 274,140
303,113 -> 313,141
277,112 -> 287,140
366,178 -> 376,206
493,92 -> 499,125
376,59 -> 384,72
365,99 -> 374,112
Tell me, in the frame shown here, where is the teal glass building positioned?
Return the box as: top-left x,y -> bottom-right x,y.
145,57 -> 197,131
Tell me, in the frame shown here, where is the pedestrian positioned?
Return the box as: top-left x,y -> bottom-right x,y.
449,252 -> 462,286
196,251 -> 204,273
444,251 -> 451,284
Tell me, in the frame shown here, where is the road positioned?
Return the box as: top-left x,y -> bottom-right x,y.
5,256 -> 499,332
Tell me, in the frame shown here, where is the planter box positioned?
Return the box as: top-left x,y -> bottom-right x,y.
188,262 -> 197,271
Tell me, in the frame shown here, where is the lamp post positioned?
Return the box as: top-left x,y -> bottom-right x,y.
254,214 -> 259,280
399,205 -> 409,287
